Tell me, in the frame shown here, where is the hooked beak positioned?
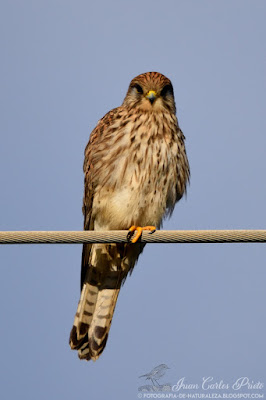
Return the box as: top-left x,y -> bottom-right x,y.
145,90 -> 157,104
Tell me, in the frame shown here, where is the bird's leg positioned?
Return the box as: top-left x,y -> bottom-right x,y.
127,225 -> 156,243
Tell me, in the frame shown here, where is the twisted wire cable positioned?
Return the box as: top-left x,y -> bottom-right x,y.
0,230 -> 266,244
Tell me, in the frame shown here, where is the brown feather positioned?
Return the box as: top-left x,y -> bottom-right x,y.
69,72 -> 190,361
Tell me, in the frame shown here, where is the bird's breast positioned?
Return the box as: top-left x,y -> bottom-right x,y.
93,113 -> 179,230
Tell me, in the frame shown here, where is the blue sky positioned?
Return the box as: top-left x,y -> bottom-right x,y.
0,1 -> 265,399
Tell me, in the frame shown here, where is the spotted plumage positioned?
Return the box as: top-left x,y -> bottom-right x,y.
69,72 -> 190,361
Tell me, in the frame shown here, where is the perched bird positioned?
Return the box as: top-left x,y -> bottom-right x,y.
69,72 -> 190,361
139,364 -> 170,386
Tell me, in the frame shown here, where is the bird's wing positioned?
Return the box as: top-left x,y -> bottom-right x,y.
70,107 -> 132,361
80,107 -> 122,289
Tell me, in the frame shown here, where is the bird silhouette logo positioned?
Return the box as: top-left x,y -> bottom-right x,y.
138,364 -> 171,391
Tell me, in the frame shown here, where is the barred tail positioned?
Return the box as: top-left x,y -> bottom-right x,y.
69,268 -> 123,361
69,241 -> 143,361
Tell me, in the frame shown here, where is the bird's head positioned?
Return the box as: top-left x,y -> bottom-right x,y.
123,72 -> 176,114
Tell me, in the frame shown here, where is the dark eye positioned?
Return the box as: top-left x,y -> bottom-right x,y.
133,84 -> 143,94
161,84 -> 173,97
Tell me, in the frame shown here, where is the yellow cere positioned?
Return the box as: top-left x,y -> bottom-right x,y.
146,90 -> 157,98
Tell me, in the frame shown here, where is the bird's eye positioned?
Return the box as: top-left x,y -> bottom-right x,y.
161,84 -> 173,97
133,84 -> 143,94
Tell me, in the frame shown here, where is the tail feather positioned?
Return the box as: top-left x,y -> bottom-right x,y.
69,283 -> 99,350
69,242 -> 144,361
77,285 -> 121,360
69,266 -> 124,361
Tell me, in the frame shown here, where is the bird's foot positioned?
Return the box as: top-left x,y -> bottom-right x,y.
127,225 -> 156,243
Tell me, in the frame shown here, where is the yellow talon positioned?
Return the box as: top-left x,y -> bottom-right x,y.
127,225 -> 156,243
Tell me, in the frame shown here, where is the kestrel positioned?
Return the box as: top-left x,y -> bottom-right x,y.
69,72 -> 190,361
